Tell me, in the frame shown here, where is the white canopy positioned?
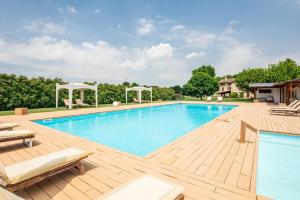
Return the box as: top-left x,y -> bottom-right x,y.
56,83 -> 98,109
125,86 -> 152,104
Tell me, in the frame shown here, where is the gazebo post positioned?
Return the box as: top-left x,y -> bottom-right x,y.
139,90 -> 142,104
68,88 -> 73,109
125,88 -> 128,103
55,83 -> 59,108
95,84 -> 98,107
125,86 -> 152,104
80,89 -> 84,103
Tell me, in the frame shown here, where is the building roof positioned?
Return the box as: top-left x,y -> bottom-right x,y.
218,78 -> 235,84
56,82 -> 98,90
126,86 -> 152,92
274,78 -> 300,86
249,83 -> 276,88
249,78 -> 300,88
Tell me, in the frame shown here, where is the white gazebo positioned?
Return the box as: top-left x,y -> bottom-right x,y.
56,83 -> 98,109
125,86 -> 152,104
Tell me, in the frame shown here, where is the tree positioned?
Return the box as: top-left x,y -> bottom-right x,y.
170,85 -> 183,94
122,82 -> 130,86
183,72 -> 218,99
0,73 -> 176,111
192,65 -> 216,77
235,68 -> 268,91
235,58 -> 300,91
266,58 -> 300,82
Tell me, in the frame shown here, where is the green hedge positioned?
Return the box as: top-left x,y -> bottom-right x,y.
0,74 -> 175,111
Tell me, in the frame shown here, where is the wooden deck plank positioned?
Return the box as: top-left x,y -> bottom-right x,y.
1,102 -> 299,199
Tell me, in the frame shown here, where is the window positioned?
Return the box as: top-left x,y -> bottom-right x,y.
259,89 -> 272,93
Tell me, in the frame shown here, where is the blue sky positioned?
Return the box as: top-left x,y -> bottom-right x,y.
0,0 -> 299,85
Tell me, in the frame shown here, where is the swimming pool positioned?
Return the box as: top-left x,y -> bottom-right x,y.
35,103 -> 236,157
257,132 -> 300,200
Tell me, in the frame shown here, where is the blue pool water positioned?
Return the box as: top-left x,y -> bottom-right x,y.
35,103 -> 236,156
257,132 -> 300,200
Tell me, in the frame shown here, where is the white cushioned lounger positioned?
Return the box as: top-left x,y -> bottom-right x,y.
0,123 -> 19,131
0,187 -> 24,200
98,175 -> 185,200
0,147 -> 93,191
0,130 -> 35,147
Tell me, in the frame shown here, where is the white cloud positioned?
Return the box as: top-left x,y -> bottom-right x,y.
184,31 -> 217,48
94,8 -> 102,14
24,19 -> 65,35
137,19 -> 155,35
0,37 -> 185,85
185,51 -> 205,59
171,25 -> 185,32
216,41 -> 263,75
224,20 -> 239,34
145,43 -> 174,59
66,6 -> 77,14
229,20 -> 239,26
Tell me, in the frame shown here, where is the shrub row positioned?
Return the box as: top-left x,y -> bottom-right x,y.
0,74 -> 175,111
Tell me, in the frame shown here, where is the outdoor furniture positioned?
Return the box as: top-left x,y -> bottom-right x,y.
217,96 -> 223,102
112,101 -> 121,107
270,100 -> 300,113
133,98 -> 140,103
14,108 -> 28,116
75,99 -> 89,107
126,86 -> 152,104
0,130 -> 35,147
0,123 -> 19,131
0,187 -> 24,200
270,99 -> 299,110
98,175 -> 185,200
270,102 -> 300,115
56,83 -> 98,109
206,96 -> 212,102
63,99 -> 78,108
266,96 -> 274,102
0,147 -> 93,191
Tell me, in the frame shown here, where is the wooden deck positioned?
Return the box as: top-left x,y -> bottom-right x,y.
0,102 -> 299,200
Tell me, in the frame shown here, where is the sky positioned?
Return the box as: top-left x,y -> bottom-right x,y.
0,0 -> 300,86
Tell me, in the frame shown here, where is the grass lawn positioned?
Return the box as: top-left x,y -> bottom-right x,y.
0,103 -> 138,116
183,96 -> 254,103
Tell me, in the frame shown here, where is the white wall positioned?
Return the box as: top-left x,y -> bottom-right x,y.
255,88 -> 280,103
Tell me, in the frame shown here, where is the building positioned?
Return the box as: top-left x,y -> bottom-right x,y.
217,77 -> 245,97
249,78 -> 300,104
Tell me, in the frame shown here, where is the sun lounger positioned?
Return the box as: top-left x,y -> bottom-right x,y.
0,130 -> 35,147
270,99 -> 299,110
133,98 -> 140,103
270,100 -> 300,112
0,147 -> 93,191
217,96 -> 223,102
64,99 -> 78,108
0,187 -> 24,200
206,96 -> 212,102
75,99 -> 89,106
133,98 -> 150,103
98,175 -> 185,200
0,123 -> 19,131
270,104 -> 300,115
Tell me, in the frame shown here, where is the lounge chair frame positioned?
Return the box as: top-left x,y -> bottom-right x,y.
175,194 -> 184,200
0,135 -> 34,147
0,123 -> 19,131
5,160 -> 86,192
